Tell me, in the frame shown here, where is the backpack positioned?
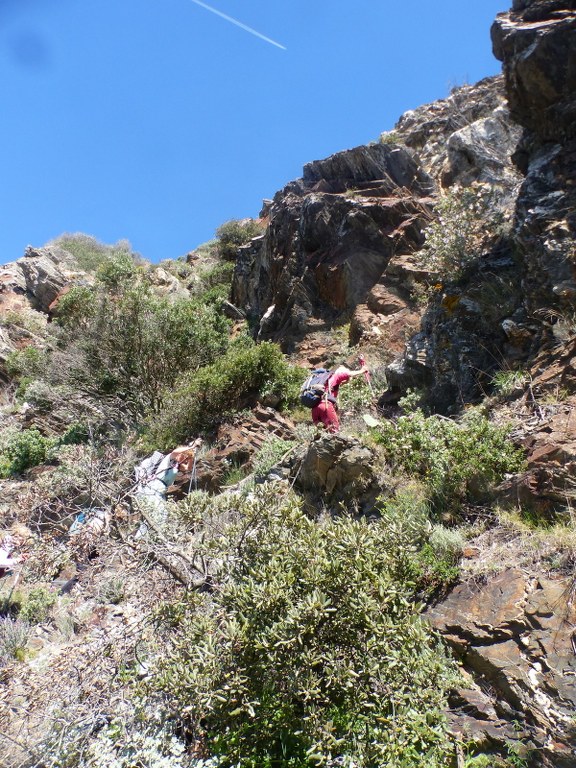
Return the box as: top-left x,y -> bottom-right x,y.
299,368 -> 332,408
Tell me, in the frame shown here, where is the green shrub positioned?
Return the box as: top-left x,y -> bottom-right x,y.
0,617 -> 30,662
6,346 -> 47,381
417,184 -> 500,280
377,487 -> 463,596
96,577 -> 126,605
154,486 -> 457,768
150,341 -> 303,444
372,409 -> 525,513
0,427 -> 52,477
52,285 -> 96,329
55,278 -> 230,418
196,261 -> 235,293
51,233 -> 136,275
96,247 -> 140,291
338,374 -> 373,415
491,369 -> 529,397
252,437 -> 295,480
215,218 -> 263,261
19,586 -> 57,624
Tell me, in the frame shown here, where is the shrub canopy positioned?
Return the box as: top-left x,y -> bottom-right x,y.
156,486 -> 456,768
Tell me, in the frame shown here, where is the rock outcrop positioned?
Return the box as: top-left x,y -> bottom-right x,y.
291,432 -> 380,511
231,142 -> 434,357
492,0 -> 576,322
428,569 -> 576,767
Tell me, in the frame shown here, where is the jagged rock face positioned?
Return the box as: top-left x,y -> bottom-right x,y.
231,143 -> 434,352
15,246 -> 81,313
395,76 -> 522,192
386,3 -> 576,410
386,248 -> 528,410
428,569 -> 576,767
489,1 -> 576,334
491,1 -> 576,143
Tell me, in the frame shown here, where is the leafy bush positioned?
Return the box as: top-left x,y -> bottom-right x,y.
372,409 -> 525,512
6,346 -> 47,382
337,374 -> 373,415
54,268 -> 231,417
150,341 -> 303,444
96,247 -> 140,291
491,369 -> 529,397
154,486 -> 457,768
215,218 -> 263,261
19,586 -> 57,624
252,437 -> 295,480
417,184 -> 500,280
196,261 -> 235,293
377,486 -> 463,596
0,427 -> 52,477
96,577 -> 126,605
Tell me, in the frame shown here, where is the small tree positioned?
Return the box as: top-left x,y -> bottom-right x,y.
149,340 -> 302,444
53,252 -> 231,418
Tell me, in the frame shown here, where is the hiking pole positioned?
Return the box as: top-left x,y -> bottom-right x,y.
358,354 -> 374,395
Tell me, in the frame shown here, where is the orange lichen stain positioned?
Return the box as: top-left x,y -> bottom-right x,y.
441,293 -> 461,314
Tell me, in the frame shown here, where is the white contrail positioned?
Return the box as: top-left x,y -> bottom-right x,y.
186,0 -> 286,50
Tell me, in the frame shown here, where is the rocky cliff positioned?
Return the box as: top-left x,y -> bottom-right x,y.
228,2 -> 576,764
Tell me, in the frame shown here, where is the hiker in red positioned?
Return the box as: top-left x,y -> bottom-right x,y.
312,363 -> 369,433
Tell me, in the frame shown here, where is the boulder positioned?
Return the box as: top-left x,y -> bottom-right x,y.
293,432 -> 380,510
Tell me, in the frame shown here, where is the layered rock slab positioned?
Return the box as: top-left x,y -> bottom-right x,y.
428,569 -> 576,766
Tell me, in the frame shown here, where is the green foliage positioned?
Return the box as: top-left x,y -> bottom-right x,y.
215,218 -> 263,261
197,261 -> 235,292
51,233 -> 136,275
372,409 -> 525,512
154,486 -> 456,768
96,577 -> 126,605
252,437 -> 295,480
19,586 -> 57,624
96,247 -> 140,291
0,427 -> 51,477
417,184 -> 500,280
377,484 -> 460,595
0,617 -> 30,662
0,423 -> 87,478
379,130 -> 401,145
54,267 -> 231,418
491,369 -> 529,397
150,341 -> 303,444
6,346 -> 47,382
53,285 -> 96,329
338,375 -> 373,415
6,346 -> 50,401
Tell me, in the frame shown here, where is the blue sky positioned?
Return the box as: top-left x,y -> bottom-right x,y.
0,0 -> 508,265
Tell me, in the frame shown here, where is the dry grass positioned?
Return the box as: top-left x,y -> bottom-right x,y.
460,505 -> 576,582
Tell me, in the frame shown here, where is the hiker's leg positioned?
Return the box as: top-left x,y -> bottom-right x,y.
311,403 -> 323,426
325,402 -> 340,432
312,402 -> 339,432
